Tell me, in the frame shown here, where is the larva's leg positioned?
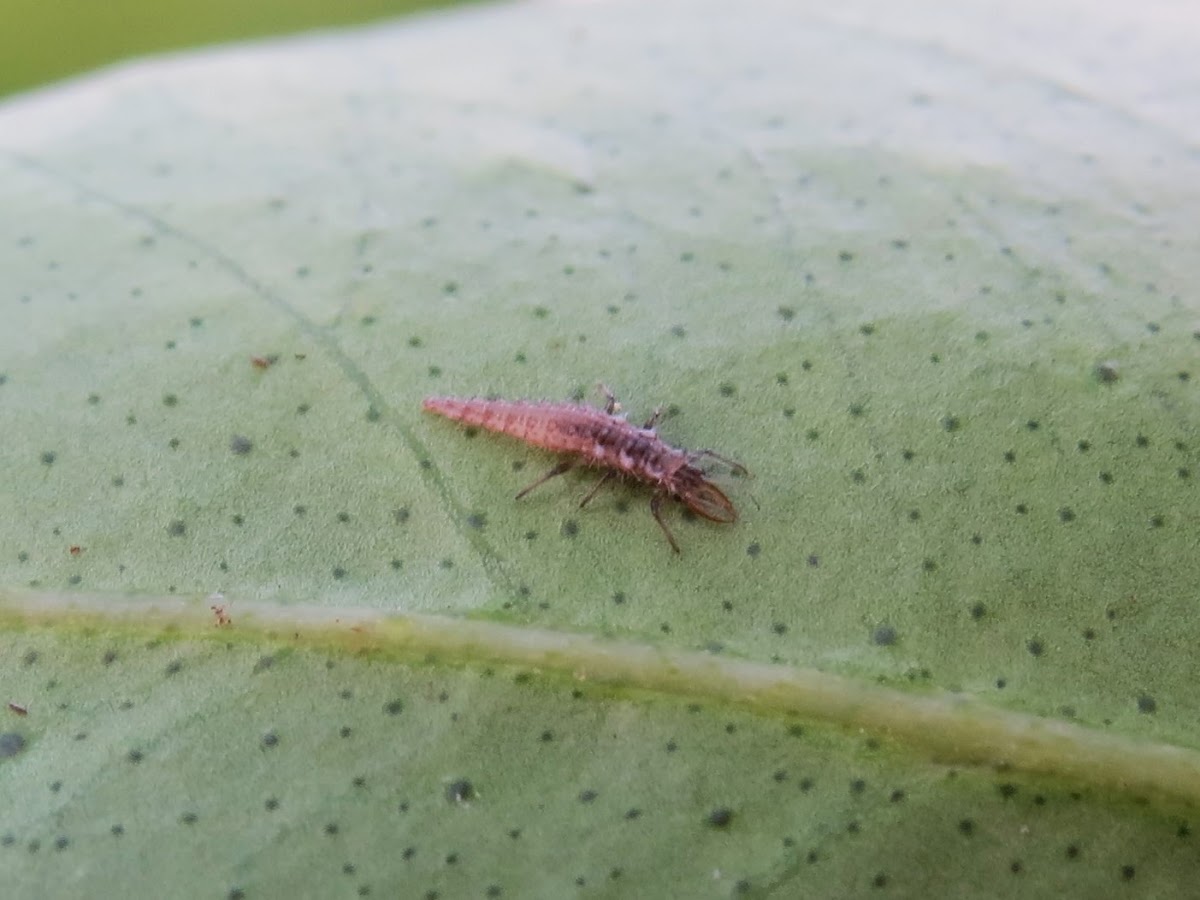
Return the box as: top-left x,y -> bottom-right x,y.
578,471 -> 616,508
597,383 -> 620,415
688,449 -> 748,476
516,460 -> 574,500
642,406 -> 664,430
650,491 -> 681,553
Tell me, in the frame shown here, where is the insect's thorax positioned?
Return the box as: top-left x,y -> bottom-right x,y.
577,417 -> 686,484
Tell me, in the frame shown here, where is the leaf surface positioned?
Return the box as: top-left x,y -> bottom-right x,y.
1,1 -> 1198,896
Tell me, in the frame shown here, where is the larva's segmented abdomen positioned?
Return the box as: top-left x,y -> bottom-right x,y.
422,396 -> 612,456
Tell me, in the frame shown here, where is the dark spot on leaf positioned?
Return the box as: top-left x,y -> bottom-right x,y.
1058,507 -> 1076,523
941,416 -> 960,432
777,306 -> 795,322
127,749 -> 144,764
1094,361 -> 1120,383
166,520 -> 186,537
1121,865 -> 1135,881
561,520 -> 579,538
890,790 -> 905,803
229,435 -> 253,455
771,622 -> 787,635
0,733 -> 26,757
262,732 -> 279,749
40,451 -> 56,466
747,542 -> 761,557
579,789 -> 598,803
1027,639 -> 1044,657
446,780 -> 474,804
467,513 -> 487,530
706,807 -> 733,828
1137,695 -> 1157,714
163,394 -> 178,407
324,823 -> 339,836
165,660 -> 183,676
958,819 -> 975,836
179,812 -> 198,825
872,626 -> 897,646
384,700 -> 403,716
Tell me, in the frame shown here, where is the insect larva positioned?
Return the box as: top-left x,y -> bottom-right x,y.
422,386 -> 746,552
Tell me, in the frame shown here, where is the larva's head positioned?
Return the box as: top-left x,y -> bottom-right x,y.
673,466 -> 737,523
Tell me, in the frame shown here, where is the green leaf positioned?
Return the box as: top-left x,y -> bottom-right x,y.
2,1 -> 1198,896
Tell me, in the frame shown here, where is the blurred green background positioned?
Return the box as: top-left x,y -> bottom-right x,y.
0,0 -> 472,98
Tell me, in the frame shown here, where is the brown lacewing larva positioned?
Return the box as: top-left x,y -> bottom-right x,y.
422,386 -> 746,552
